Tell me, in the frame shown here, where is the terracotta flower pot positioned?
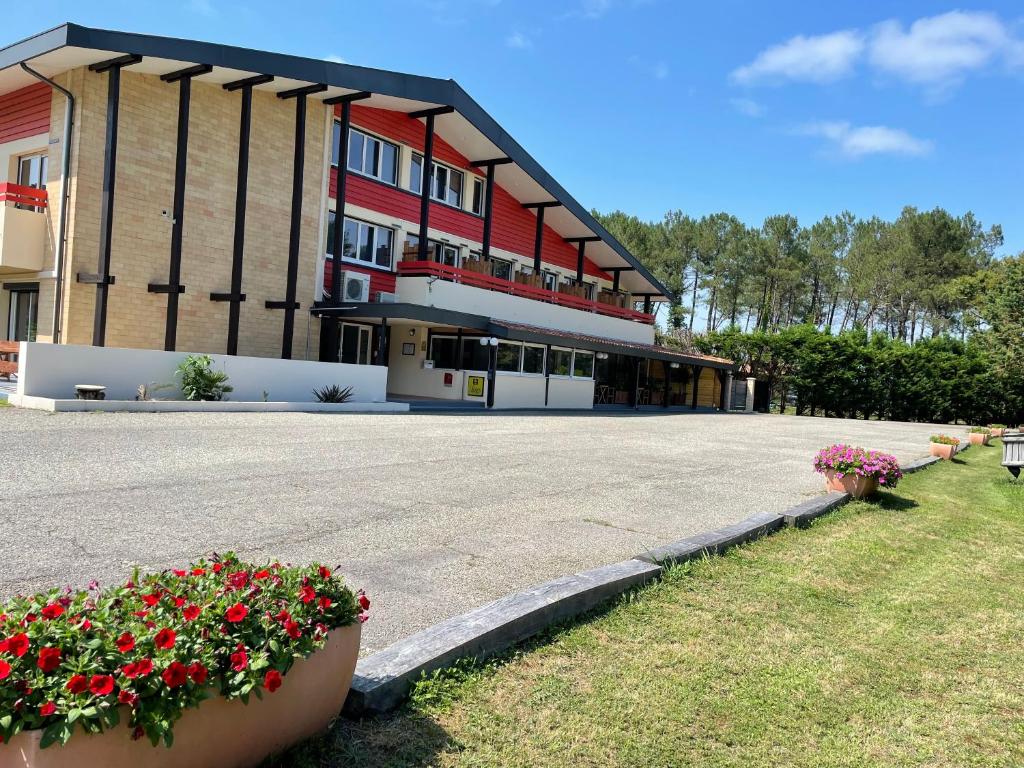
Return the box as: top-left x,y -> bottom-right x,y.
990,428 -> 1003,438
1,624 -> 360,768
968,432 -> 990,446
824,470 -> 879,499
929,442 -> 956,460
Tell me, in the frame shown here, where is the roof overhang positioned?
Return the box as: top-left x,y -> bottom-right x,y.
0,23 -> 672,301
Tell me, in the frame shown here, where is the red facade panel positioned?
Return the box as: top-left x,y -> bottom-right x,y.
0,83 -> 50,145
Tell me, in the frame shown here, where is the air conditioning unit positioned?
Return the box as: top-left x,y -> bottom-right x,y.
376,291 -> 397,303
339,270 -> 370,303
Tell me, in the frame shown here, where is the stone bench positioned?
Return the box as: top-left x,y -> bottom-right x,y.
74,385 -> 107,401
1003,431 -> 1023,478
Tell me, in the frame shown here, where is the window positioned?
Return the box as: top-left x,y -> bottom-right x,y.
471,178 -> 485,215
460,339 -> 490,371
542,270 -> 558,292
406,234 -> 460,267
550,348 -> 572,376
6,286 -> 38,342
522,344 -> 545,375
429,336 -> 460,369
572,350 -> 595,379
339,324 -> 372,365
327,212 -> 394,270
496,342 -> 522,373
489,257 -> 513,281
333,125 -> 398,185
410,154 -> 464,207
15,154 -> 47,211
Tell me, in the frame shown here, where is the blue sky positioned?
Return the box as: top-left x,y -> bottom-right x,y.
6,1 -> 1023,254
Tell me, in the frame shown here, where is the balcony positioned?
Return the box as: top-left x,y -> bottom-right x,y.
0,183 -> 48,273
396,260 -> 657,344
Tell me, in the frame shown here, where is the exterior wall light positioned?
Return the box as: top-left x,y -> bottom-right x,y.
478,336 -> 499,346
596,352 -> 609,360
670,362 -> 681,369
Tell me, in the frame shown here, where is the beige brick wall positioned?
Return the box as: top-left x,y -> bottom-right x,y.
58,68 -> 327,358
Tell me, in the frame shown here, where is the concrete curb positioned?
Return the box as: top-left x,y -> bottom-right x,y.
634,511 -> 784,565
345,558 -> 661,716
342,446 -> 953,717
6,394 -> 409,414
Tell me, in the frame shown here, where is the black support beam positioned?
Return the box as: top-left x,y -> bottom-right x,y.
407,105 -> 455,119
691,365 -> 702,409
469,157 -> 513,168
522,202 -> 561,273
81,54 -> 140,346
223,73 -> 274,91
276,82 -> 327,100
417,112 -> 437,261
323,91 -> 372,105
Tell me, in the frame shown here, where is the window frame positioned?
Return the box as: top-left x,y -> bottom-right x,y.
333,123 -> 399,186
326,212 -> 395,272
471,177 -> 485,215
571,349 -> 596,380
410,153 -> 466,209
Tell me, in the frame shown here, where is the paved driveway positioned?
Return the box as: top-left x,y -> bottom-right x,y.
1,408 -> 952,653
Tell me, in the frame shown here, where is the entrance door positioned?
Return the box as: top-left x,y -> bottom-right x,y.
339,323 -> 371,365
7,288 -> 38,341
16,154 -> 47,211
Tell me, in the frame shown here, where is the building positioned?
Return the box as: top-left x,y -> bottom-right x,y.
0,24 -> 732,409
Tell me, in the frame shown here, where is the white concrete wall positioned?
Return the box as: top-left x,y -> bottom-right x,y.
396,276 -> 655,345
16,342 -> 389,402
492,374 -> 546,409
548,377 -> 595,409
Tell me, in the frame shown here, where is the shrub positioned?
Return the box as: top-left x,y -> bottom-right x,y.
812,444 -> 902,488
312,384 -> 353,404
989,423 -> 1006,429
175,355 -> 233,401
969,426 -> 992,434
0,554 -> 369,749
929,434 -> 961,445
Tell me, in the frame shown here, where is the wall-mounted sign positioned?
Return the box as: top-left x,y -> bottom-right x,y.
466,375 -> 485,397
402,342 -> 415,356
444,372 -> 454,387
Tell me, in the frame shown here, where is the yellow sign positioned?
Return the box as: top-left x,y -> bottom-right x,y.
466,375 -> 485,397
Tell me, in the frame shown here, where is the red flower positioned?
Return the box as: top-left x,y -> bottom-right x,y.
318,597 -> 332,610
274,610 -> 291,624
118,690 -> 139,707
37,647 -> 61,673
263,669 -> 282,693
182,604 -> 201,622
0,660 -> 10,681
358,594 -> 371,611
154,628 -> 176,649
161,661 -> 187,689
253,569 -> 271,581
285,620 -> 302,639
65,674 -> 88,694
318,566 -> 331,579
358,612 -> 369,624
141,593 -> 161,607
230,646 -> 248,672
212,563 -> 224,574
171,596 -> 186,608
227,571 -> 249,590
122,658 -> 154,679
79,619 -> 92,631
39,702 -> 56,717
133,610 -> 149,619
6,633 -> 29,658
116,632 -> 135,653
24,613 -> 37,623
40,603 -> 64,620
299,585 -> 316,604
225,603 -> 248,623
191,568 -> 206,576
89,674 -> 115,696
187,662 -> 208,685
172,569 -> 187,578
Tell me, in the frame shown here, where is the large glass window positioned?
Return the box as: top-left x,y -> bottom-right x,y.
461,339 -> 490,371
522,344 -> 545,375
6,287 -> 38,342
15,154 -> 47,212
496,342 -> 522,373
550,348 -> 572,376
428,336 -> 460,369
542,270 -> 558,292
327,212 -> 394,270
489,257 -> 513,281
471,178 -> 485,215
572,350 -> 595,379
333,125 -> 398,185
410,154 -> 464,207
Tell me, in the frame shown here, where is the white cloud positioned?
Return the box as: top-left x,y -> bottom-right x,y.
506,31 -> 532,49
870,11 -> 1019,87
731,30 -> 864,84
798,121 -> 933,158
729,97 -> 765,117
652,61 -> 669,80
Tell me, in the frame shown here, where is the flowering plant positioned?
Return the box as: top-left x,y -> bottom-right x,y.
969,426 -> 992,434
0,554 -> 368,749
929,434 -> 960,445
812,444 -> 902,487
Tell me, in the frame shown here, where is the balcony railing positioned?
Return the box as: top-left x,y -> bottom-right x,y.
397,260 -> 655,324
0,183 -> 48,211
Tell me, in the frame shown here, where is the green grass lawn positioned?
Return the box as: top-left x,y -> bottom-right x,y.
279,443 -> 1024,768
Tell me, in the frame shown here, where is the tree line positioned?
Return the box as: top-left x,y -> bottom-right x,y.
596,208 -> 1022,426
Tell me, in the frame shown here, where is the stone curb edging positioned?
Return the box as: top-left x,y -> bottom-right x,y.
343,447 -> 956,717
6,394 -> 409,414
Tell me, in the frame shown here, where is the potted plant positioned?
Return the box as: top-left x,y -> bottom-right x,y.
928,434 -> 960,460
0,554 -> 369,768
813,444 -> 902,499
968,426 -> 991,446
989,424 -> 1006,438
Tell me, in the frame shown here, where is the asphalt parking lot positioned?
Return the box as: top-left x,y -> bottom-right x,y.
1,408 -> 949,653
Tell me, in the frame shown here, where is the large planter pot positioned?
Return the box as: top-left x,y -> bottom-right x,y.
825,470 -> 879,499
968,432 -> 990,446
990,428 -> 1004,438
929,442 -> 956,460
1,623 -> 360,768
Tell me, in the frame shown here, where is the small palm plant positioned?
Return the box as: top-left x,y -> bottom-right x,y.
312,384 -> 354,403
175,355 -> 233,401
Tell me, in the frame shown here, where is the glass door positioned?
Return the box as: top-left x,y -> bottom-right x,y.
339,323 -> 372,365
16,154 -> 47,211
7,289 -> 38,342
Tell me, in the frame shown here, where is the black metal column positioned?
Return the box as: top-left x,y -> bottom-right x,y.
482,164 -> 496,260
691,365 -> 702,409
486,340 -> 497,408
644,295 -> 653,314
532,205 -> 545,273
576,241 -> 586,283
377,317 -> 388,365
663,360 -> 671,409
417,113 -> 436,261
79,55 -> 140,347
612,270 -> 620,292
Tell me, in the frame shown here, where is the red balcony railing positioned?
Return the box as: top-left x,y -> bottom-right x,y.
397,260 -> 655,324
0,183 -> 47,210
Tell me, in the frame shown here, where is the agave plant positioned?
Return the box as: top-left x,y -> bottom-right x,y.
312,384 -> 354,403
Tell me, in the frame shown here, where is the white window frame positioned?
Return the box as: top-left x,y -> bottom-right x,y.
334,124 -> 399,186
520,343 -> 547,377
471,177 -> 485,215
542,270 -> 559,292
328,212 -> 395,271
489,256 -> 514,282
548,346 -> 573,378
571,350 -> 596,380
410,153 -> 464,209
